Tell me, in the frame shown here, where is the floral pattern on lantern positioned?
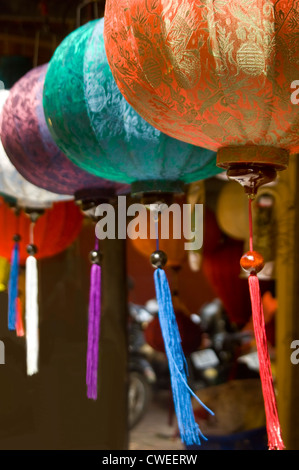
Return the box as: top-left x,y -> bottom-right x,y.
0,89 -> 72,208
0,65 -> 127,198
104,0 -> 299,165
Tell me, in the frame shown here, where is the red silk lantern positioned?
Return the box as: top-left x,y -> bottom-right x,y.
0,196 -> 83,375
0,197 -> 83,265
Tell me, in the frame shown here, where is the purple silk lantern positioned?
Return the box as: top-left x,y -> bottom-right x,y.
0,65 -> 129,400
0,64 -> 127,200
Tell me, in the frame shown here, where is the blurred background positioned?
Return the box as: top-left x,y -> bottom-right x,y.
0,0 -> 295,451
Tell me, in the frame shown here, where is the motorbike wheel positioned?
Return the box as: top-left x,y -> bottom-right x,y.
128,371 -> 151,430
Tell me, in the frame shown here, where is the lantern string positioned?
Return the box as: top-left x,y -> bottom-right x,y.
29,221 -> 35,244
86,236 -> 102,400
155,213 -> 159,252
246,197 -> 284,450
26,221 -> 39,376
249,198 -> 253,252
151,208 -> 213,446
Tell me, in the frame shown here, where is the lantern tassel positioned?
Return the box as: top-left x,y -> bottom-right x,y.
25,254 -> 39,376
8,241 -> 19,331
154,267 -> 214,446
248,274 -> 284,450
16,297 -> 25,337
86,242 -> 102,400
242,197 -> 284,450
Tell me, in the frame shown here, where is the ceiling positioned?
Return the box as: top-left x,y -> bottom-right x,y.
0,0 -> 106,67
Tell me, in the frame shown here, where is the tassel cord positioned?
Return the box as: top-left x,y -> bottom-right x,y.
26,255 -> 39,376
86,237 -> 101,400
154,268 -> 214,415
154,266 -> 213,445
8,241 -> 20,331
246,197 -> 284,450
151,209 -> 214,445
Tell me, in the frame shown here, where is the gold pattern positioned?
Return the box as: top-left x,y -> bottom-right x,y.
162,1 -> 202,89
104,0 -> 299,153
236,42 -> 266,76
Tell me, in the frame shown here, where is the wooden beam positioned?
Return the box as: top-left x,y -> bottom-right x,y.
276,154 -> 299,450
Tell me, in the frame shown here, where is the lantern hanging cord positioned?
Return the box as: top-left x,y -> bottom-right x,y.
15,208 -> 20,236
249,198 -> 253,252
29,221 -> 35,245
155,215 -> 159,251
150,202 -> 165,252
94,235 -> 99,252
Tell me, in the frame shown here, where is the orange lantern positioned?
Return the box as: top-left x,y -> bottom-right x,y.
104,0 -> 296,450
104,1 -> 298,183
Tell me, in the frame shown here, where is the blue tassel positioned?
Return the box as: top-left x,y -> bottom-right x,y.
8,242 -> 20,331
154,268 -> 214,446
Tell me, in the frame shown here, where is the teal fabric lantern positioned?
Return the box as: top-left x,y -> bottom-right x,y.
43,18 -> 219,447
43,18 -> 222,195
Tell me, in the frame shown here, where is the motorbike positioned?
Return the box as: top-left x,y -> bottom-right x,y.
127,298 -> 257,430
127,302 -> 157,429
187,299 -> 256,390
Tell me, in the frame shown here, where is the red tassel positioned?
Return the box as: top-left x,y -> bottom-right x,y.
248,274 -> 284,450
240,198 -> 284,450
16,297 -> 25,337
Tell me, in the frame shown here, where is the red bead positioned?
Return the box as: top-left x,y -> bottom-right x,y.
240,251 -> 265,274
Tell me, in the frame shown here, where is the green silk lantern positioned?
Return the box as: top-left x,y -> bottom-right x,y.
43,18 -> 222,196
43,18 -> 219,447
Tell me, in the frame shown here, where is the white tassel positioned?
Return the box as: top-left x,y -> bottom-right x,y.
26,255 -> 39,376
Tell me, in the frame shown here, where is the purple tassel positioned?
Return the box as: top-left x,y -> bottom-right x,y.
86,242 -> 102,400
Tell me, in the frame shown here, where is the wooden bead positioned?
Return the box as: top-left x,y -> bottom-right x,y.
240,250 -> 265,274
26,244 -> 38,255
150,250 -> 167,269
89,250 -> 102,265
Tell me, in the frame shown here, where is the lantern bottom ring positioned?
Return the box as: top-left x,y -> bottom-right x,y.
216,145 -> 289,171
217,146 -> 289,197
131,180 -> 185,199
